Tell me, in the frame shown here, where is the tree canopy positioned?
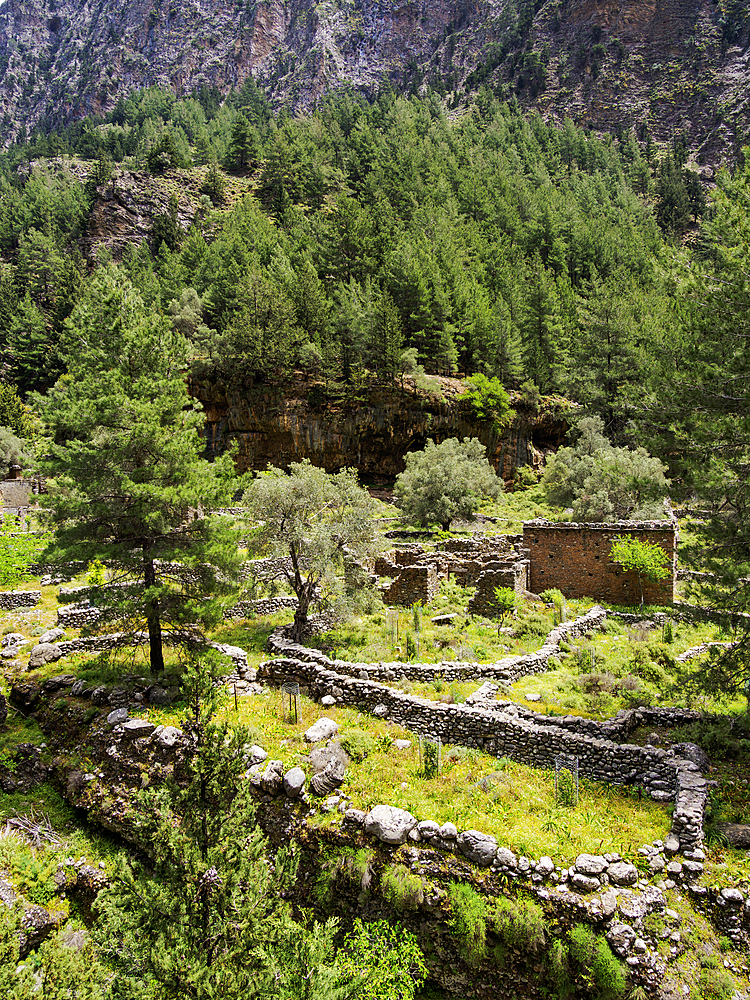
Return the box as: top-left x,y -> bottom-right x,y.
36,268 -> 241,672
243,460 -> 378,640
542,417 -> 669,521
394,437 -> 501,531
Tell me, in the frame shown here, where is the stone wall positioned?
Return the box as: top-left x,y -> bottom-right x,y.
467,561 -> 529,615
224,596 -> 299,619
381,564 -> 439,606
0,590 -> 40,610
523,521 -> 678,604
0,478 -> 33,511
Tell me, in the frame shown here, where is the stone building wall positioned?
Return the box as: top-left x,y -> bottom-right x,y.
467,561 -> 529,616
523,521 -> 678,603
381,564 -> 439,606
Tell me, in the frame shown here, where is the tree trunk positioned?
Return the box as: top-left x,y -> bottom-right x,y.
144,555 -> 165,673
292,591 -> 311,643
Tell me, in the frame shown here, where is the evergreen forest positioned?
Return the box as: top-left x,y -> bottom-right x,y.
1,80 -> 750,1000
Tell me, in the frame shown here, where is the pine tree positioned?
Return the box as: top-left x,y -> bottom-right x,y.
94,655 -> 355,1000
36,267 -> 241,673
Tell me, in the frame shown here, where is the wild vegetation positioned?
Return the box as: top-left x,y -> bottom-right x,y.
1,80 -> 750,1000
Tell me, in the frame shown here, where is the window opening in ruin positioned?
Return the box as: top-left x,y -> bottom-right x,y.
554,753 -> 579,806
281,679 -> 300,724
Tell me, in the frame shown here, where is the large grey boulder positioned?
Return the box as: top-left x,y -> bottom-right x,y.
121,719 -> 156,740
283,767 -> 306,798
304,717 -> 339,743
570,872 -> 601,894
155,725 -> 182,748
28,643 -> 63,669
39,628 -> 64,645
606,922 -> 636,957
261,760 -> 284,795
106,708 -> 128,726
575,853 -> 608,876
607,861 -> 638,887
364,805 -> 417,845
717,823 -> 750,848
248,745 -> 268,766
2,633 -> 25,649
457,830 -> 498,867
495,846 -> 517,870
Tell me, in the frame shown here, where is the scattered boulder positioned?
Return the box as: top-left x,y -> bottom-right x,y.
248,745 -> 268,766
154,725 -> 182,748
607,862 -> 638,887
260,760 -> 284,795
2,633 -> 25,649
283,767 -> 306,798
417,820 -> 440,839
148,685 -> 175,705
717,823 -> 750,849
571,872 -> 600,894
606,922 -> 636,957
38,628 -> 64,645
393,739 -> 412,750
365,804 -> 417,845
120,719 -> 156,741
28,643 -> 63,669
537,856 -> 555,877
106,708 -> 128,726
457,830 -> 498,867
321,695 -> 336,707
344,808 -> 366,826
307,744 -> 349,774
304,717 -> 339,743
41,674 -> 76,694
575,853 -> 608,876
310,756 -> 345,796
495,846 -> 517,869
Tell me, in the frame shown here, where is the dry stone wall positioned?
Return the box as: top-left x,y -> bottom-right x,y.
524,520 -> 678,604
263,609 -> 708,849
0,590 -> 40,610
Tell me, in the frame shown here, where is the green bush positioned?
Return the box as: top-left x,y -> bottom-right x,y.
695,968 -> 736,1000
566,924 -> 626,1000
447,881 -> 487,965
315,847 -> 374,906
549,939 -> 573,999
489,896 -> 547,952
340,728 -> 378,763
381,864 -> 424,911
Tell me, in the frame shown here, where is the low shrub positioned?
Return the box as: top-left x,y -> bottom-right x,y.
380,864 -> 424,911
340,728 -> 378,763
489,895 -> 547,953
446,881 -> 487,965
695,968 -> 736,1000
315,847 -> 374,906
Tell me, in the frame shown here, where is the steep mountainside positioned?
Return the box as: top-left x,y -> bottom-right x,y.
1,0 -> 749,163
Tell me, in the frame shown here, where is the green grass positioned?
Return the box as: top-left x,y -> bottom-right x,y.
212,690 -> 671,864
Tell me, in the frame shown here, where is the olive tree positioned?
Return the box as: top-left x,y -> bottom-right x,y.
243,460 -> 378,641
394,437 -> 501,531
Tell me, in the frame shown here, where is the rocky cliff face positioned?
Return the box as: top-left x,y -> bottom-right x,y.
194,378 -> 569,481
1,0 -> 748,164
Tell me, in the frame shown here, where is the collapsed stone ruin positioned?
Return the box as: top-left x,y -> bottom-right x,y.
374,516 -> 678,611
